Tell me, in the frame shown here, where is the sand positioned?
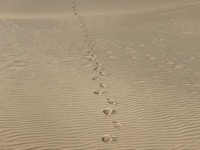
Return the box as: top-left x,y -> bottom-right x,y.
0,0 -> 200,149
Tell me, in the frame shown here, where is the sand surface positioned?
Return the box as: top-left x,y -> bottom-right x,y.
1,0 -> 200,149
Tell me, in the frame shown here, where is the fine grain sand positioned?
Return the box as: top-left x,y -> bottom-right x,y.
1,0 -> 200,149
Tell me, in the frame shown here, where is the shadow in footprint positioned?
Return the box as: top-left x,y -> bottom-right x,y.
99,83 -> 107,88
106,98 -> 118,105
96,62 -> 102,67
87,51 -> 93,54
92,77 -> 100,80
93,67 -> 100,71
88,54 -> 96,61
99,72 -> 107,76
94,90 -> 107,95
103,108 -> 117,115
102,135 -> 118,143
89,57 -> 95,61
113,121 -> 123,130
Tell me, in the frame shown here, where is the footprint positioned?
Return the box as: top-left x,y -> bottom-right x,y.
112,121 -> 123,130
92,77 -> 100,80
87,51 -> 93,54
99,83 -> 107,88
96,62 -> 102,67
99,72 -> 107,76
93,67 -> 100,71
88,54 -> 96,61
102,135 -> 118,143
94,90 -> 107,95
90,53 -> 96,57
106,98 -> 118,105
103,108 -> 117,115
88,44 -> 93,47
89,57 -> 95,61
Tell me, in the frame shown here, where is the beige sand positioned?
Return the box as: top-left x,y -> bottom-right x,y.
1,0 -> 200,149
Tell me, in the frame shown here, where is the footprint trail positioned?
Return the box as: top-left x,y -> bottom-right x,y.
71,0 -> 123,143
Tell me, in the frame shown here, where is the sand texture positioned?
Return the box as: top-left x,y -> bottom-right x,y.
1,0 -> 200,149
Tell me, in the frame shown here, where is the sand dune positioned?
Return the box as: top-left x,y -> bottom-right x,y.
0,0 -> 200,149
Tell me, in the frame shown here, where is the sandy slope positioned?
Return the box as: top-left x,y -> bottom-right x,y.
1,0 -> 200,149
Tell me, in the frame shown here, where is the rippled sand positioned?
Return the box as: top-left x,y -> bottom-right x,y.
1,0 -> 200,149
